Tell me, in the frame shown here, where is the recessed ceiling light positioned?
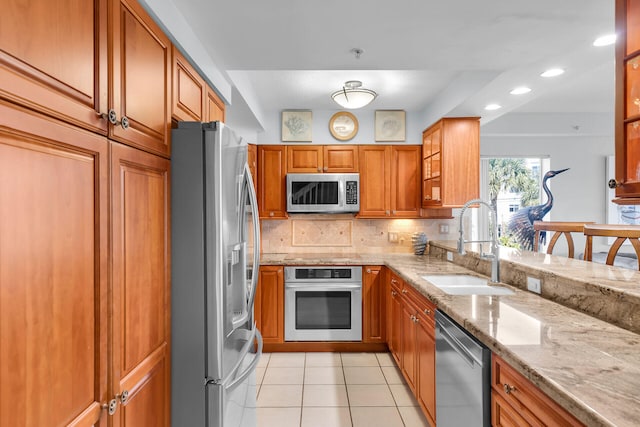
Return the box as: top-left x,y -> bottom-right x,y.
540,68 -> 565,77
485,104 -> 501,111
593,34 -> 616,46
510,86 -> 531,95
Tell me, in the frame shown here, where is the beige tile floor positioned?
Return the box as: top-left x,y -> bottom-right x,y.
256,352 -> 431,427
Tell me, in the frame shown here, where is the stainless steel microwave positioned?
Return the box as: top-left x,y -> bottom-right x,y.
286,173 -> 360,213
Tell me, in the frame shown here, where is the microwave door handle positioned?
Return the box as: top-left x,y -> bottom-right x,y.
244,163 -> 261,324
338,179 -> 345,208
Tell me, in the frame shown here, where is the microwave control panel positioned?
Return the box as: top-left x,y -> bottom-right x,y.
346,181 -> 358,205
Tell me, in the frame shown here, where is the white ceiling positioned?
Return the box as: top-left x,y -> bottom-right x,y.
142,0 -> 616,133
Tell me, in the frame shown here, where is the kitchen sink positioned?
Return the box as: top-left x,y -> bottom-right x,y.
421,274 -> 515,296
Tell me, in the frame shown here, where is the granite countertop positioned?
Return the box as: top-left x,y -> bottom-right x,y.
260,246 -> 640,427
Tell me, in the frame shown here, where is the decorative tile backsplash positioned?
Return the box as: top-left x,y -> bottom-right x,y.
261,214 -> 458,254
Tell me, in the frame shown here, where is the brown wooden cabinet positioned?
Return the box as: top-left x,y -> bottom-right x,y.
363,266 -> 385,343
422,117 -> 480,208
258,145 -> 288,219
255,266 -> 285,344
287,145 -> 358,173
205,85 -> 226,123
110,142 -> 171,427
0,102 -> 109,427
491,355 -> 584,427
0,0 -> 108,135
386,269 -> 436,427
614,0 -> 640,200
359,145 -> 421,218
172,46 -> 206,122
110,0 -> 172,158
248,143 -> 258,192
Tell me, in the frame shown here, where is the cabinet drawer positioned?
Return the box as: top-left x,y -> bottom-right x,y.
492,355 -> 583,427
403,284 -> 435,325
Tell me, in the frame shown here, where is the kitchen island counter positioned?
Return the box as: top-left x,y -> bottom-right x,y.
261,246 -> 640,427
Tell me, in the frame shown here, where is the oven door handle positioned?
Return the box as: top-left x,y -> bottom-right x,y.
284,283 -> 362,290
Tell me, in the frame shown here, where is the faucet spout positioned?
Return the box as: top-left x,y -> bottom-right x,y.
457,198 -> 500,283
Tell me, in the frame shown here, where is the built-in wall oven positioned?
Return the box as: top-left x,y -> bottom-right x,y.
284,266 -> 362,341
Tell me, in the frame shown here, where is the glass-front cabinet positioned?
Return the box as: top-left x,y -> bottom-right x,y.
615,0 -> 640,200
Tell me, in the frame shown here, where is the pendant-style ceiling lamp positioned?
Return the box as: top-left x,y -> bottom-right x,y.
331,80 -> 377,109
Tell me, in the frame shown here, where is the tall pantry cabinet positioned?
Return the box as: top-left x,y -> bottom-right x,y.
0,0 -> 174,425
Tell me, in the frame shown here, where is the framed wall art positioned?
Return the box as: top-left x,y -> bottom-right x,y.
282,110 -> 312,142
329,111 -> 358,141
375,110 -> 406,142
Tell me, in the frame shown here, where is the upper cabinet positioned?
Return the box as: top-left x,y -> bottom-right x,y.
258,145 -> 288,219
172,46 -> 206,122
614,0 -> 640,200
0,0 -> 108,135
206,85 -> 226,123
287,145 -> 358,173
422,117 -> 480,208
110,0 -> 172,157
359,145 -> 421,218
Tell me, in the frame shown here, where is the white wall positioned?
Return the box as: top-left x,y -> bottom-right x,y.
256,109 -> 426,145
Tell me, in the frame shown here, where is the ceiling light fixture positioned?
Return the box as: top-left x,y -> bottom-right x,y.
485,104 -> 501,111
510,86 -> 531,95
593,34 -> 616,46
540,68 -> 565,77
331,80 -> 377,109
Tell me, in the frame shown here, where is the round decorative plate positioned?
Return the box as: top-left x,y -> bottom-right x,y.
329,111 -> 358,141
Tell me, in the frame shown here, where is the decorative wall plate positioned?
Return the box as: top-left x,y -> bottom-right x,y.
329,111 -> 358,141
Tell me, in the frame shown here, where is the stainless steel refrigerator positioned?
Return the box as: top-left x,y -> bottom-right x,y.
171,121 -> 262,427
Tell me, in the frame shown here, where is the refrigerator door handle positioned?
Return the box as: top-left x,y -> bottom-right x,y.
226,328 -> 263,392
244,164 -> 261,324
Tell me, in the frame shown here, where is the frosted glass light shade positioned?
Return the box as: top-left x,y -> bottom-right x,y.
331,81 -> 377,109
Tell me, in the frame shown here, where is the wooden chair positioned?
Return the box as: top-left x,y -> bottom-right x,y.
583,224 -> 640,270
533,221 -> 594,259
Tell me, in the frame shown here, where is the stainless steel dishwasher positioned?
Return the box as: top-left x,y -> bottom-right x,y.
435,310 -> 491,427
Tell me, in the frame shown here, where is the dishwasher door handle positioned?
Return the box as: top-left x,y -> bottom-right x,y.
436,322 -> 478,368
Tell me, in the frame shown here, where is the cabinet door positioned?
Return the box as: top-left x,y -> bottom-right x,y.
324,145 -> 359,172
287,145 -> 323,173
0,0 -> 108,134
388,274 -> 403,364
615,0 -> 640,199
258,145 -> 288,219
248,143 -> 258,192
205,85 -> 226,123
363,266 -> 385,343
172,46 -> 205,122
401,301 -> 418,393
391,145 -> 421,217
0,104 -> 108,427
110,0 -> 172,157
111,142 -> 170,427
416,313 -> 436,427
255,266 -> 284,343
359,145 -> 391,217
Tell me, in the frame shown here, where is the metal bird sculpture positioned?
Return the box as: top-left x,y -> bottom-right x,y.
506,168 -> 569,250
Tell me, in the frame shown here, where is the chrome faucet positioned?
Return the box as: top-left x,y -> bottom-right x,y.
457,198 -> 500,283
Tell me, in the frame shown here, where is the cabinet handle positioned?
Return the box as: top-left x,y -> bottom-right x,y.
317,167 -> 322,172
386,210 -> 390,215
503,383 -> 517,395
269,212 -> 274,217
120,116 -> 129,129
101,390 -> 129,416
97,109 -> 118,124
608,179 -> 623,188
425,195 -> 431,200
391,290 -> 397,296
424,308 -> 432,315
323,166 -> 328,171
402,289 -> 408,294
366,268 -> 372,274
391,279 -> 398,284
392,210 -> 396,215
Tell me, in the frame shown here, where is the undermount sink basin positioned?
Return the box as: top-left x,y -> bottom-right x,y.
421,274 -> 515,296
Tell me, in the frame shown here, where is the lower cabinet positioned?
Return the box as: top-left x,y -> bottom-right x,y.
363,266 -> 385,343
386,269 -> 436,427
255,266 -> 284,344
491,355 -> 584,427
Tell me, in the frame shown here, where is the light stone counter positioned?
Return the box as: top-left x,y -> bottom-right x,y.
260,246 -> 640,427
